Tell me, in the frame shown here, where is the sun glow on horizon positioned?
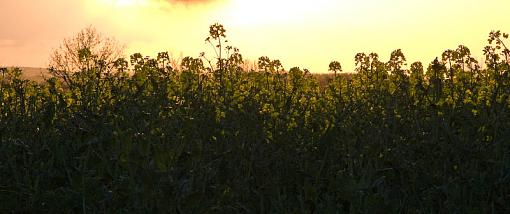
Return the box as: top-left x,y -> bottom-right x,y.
2,0 -> 509,72
95,0 -> 150,8
222,0 -> 341,27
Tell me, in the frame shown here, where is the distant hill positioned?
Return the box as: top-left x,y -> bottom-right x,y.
21,67 -> 50,82
3,67 -> 50,82
314,72 -> 355,87
4,67 -> 354,85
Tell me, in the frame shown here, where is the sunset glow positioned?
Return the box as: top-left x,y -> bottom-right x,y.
96,0 -> 149,7
1,0 -> 509,72
223,0 -> 339,26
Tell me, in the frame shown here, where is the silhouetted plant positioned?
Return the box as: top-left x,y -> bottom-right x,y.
1,26 -> 510,213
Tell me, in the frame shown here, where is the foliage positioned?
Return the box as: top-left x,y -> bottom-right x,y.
1,25 -> 510,213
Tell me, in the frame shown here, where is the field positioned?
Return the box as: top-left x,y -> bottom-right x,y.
1,26 -> 510,213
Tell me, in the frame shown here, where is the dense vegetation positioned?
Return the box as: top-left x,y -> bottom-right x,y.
1,25 -> 510,213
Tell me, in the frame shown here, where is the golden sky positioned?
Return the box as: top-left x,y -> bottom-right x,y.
0,0 -> 509,72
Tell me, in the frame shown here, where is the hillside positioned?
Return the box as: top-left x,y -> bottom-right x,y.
3,67 -> 50,82
22,67 -> 50,82
7,66 -> 347,85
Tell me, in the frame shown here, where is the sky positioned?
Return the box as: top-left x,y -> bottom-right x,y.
0,0 -> 509,72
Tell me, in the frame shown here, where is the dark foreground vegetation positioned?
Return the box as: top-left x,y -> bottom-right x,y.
1,25 -> 510,213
